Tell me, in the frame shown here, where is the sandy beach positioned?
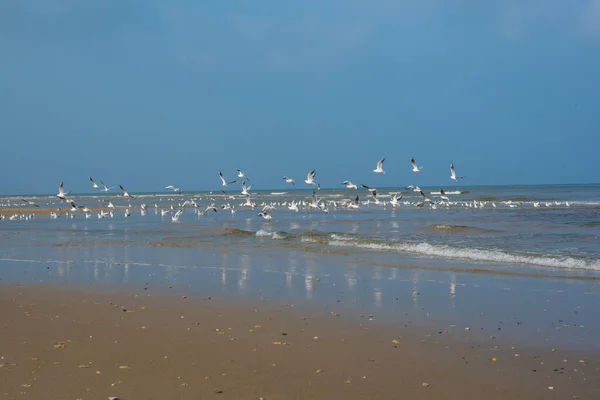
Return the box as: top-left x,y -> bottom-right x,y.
1,283 -> 598,400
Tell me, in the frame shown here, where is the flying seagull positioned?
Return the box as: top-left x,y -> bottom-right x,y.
450,163 -> 464,182
258,210 -> 272,221
100,181 -> 115,193
56,182 -> 70,200
218,170 -> 237,187
410,158 -> 422,174
342,181 -> 358,189
361,184 -> 377,193
119,185 -> 135,199
89,176 -> 100,190
305,169 -> 316,186
282,176 -> 295,186
22,199 -> 40,207
241,181 -> 252,195
373,158 -> 385,175
237,169 -> 250,181
439,188 -> 449,202
165,185 -> 181,194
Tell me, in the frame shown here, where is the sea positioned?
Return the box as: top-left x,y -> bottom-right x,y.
1,184 -> 599,347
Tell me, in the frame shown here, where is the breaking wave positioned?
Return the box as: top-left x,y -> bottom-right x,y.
301,232 -> 600,271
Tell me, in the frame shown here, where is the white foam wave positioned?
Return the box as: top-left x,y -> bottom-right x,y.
256,229 -> 286,240
325,235 -> 600,271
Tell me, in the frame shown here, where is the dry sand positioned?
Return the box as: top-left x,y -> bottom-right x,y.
0,283 -> 598,400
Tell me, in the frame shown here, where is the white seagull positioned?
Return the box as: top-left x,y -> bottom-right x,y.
282,176 -> 295,186
410,158 -> 422,174
305,169 -> 316,186
100,181 -> 115,193
241,181 -> 252,195
218,170 -> 237,187
439,188 -> 449,202
119,185 -> 134,199
237,169 -> 250,181
342,181 -> 358,190
56,182 -> 70,200
450,163 -> 464,182
373,158 -> 385,175
165,185 -> 181,194
361,184 -> 377,194
22,199 -> 40,208
89,176 -> 100,190
258,210 -> 272,221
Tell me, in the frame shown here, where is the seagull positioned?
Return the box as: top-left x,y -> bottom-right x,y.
282,176 -> 295,186
373,158 -> 385,175
237,169 -> 250,181
69,201 -> 78,212
172,209 -> 184,222
258,210 -> 272,221
105,200 -> 115,209
371,188 -> 380,204
218,170 -> 237,187
305,169 -> 316,186
389,194 -> 402,208
288,201 -> 299,212
450,163 -> 464,182
56,182 -> 70,200
410,158 -> 423,173
241,181 -> 252,195
361,184 -> 377,194
309,191 -> 321,209
347,195 -> 360,210
342,181 -> 358,190
165,185 -> 181,194
100,181 -> 115,193
419,190 -> 433,204
119,185 -> 134,198
89,176 -> 100,190
439,188 -> 449,202
22,199 -> 40,207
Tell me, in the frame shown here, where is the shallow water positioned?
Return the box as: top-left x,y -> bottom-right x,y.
2,184 -> 600,349
2,184 -> 600,272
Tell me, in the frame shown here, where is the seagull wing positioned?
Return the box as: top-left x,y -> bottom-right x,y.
377,158 -> 385,169
411,158 -> 417,169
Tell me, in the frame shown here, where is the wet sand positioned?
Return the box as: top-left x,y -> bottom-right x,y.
1,283 -> 598,400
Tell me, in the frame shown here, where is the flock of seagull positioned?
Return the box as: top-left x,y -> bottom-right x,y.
1,158 -> 571,222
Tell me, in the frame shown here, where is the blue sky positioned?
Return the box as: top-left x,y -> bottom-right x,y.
1,0 -> 599,195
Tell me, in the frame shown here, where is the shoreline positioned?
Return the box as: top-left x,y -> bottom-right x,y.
1,282 -> 599,399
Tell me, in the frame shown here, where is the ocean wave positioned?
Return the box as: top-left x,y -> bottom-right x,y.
256,229 -> 288,240
302,233 -> 600,271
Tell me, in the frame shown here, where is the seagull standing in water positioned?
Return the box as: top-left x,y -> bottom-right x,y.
56,182 -> 70,201
282,176 -> 295,186
410,158 -> 422,174
119,185 -> 135,199
450,163 -> 464,182
218,170 -> 237,188
342,181 -> 358,189
373,158 -> 385,175
305,169 -> 316,186
89,177 -> 100,190
237,169 -> 250,181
